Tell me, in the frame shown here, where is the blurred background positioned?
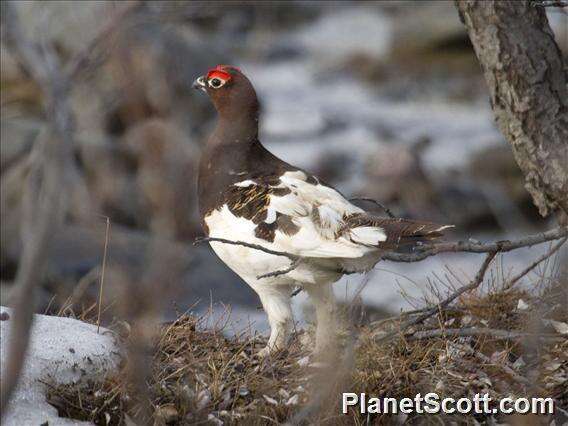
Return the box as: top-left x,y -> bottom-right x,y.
1,1 -> 567,332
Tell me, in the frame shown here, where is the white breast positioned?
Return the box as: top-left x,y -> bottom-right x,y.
204,205 -> 342,287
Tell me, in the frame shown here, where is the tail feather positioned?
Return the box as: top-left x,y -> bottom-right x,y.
342,213 -> 453,250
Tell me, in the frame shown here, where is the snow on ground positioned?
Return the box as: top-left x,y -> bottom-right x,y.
0,307 -> 122,426
293,7 -> 392,63
244,61 -> 501,177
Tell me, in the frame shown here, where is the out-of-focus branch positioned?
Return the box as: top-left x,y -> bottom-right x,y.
382,226 -> 568,262
455,0 -> 568,218
0,1 -> 137,414
0,2 -> 73,413
65,1 -> 141,81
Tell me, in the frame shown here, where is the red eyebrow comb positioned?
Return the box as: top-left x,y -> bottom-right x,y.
206,65 -> 241,81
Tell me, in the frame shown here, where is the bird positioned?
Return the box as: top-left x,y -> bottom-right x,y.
193,65 -> 452,357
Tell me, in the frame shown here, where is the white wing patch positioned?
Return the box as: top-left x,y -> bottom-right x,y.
228,171 -> 379,259
233,179 -> 256,187
348,226 -> 387,246
313,204 -> 343,239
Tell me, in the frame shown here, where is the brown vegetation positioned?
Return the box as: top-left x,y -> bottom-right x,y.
45,256 -> 567,425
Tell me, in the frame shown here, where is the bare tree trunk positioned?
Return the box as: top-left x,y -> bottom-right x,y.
455,0 -> 568,218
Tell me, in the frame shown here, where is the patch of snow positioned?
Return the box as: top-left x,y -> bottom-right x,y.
1,307 -> 122,426
245,61 -> 501,180
293,8 -> 392,62
263,107 -> 326,139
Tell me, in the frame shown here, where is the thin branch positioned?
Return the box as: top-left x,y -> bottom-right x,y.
194,237 -> 301,280
194,237 -> 299,261
348,197 -> 396,218
290,287 -> 303,297
408,327 -> 565,342
374,252 -> 497,343
97,216 -> 111,333
503,237 -> 567,290
257,258 -> 301,280
195,227 -> 566,284
382,226 -> 567,262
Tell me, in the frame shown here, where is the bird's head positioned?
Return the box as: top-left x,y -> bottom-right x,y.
193,65 -> 259,118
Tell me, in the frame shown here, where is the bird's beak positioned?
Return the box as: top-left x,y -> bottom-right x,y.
193,76 -> 207,93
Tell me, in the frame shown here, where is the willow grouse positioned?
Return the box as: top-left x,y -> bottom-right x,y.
194,65 -> 451,357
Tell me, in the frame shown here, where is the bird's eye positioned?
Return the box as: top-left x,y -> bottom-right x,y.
209,77 -> 226,89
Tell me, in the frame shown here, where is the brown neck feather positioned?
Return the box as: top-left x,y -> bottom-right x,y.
197,111 -> 294,222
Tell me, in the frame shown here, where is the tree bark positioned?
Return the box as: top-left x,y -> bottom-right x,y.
455,0 -> 568,218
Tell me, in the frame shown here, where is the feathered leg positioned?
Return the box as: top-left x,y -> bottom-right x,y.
255,285 -> 293,357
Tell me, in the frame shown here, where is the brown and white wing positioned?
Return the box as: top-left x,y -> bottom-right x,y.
218,170 -> 451,260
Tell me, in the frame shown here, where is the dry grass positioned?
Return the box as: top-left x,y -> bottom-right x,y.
45,259 -> 567,425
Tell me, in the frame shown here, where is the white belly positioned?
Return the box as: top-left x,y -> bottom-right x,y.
204,206 -> 341,287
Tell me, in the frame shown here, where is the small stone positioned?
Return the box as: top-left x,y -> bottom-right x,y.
545,361 -> 562,371
512,357 -> 526,370
444,318 -> 456,326
155,405 -> 179,424
207,414 -> 223,426
549,320 -> 568,335
286,395 -> 299,406
263,395 -> 278,405
196,389 -> 211,411
516,299 -> 529,311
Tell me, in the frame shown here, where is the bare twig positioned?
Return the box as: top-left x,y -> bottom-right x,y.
348,197 -> 396,218
97,216 -> 111,333
195,227 -> 567,285
194,237 -> 298,261
408,327 -> 564,342
383,226 -> 567,262
291,287 -> 303,297
257,258 -> 301,279
502,237 -> 567,290
194,237 -> 302,280
374,252 -> 497,343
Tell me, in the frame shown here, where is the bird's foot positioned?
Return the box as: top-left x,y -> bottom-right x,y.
256,343 -> 288,359
256,346 -> 272,359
